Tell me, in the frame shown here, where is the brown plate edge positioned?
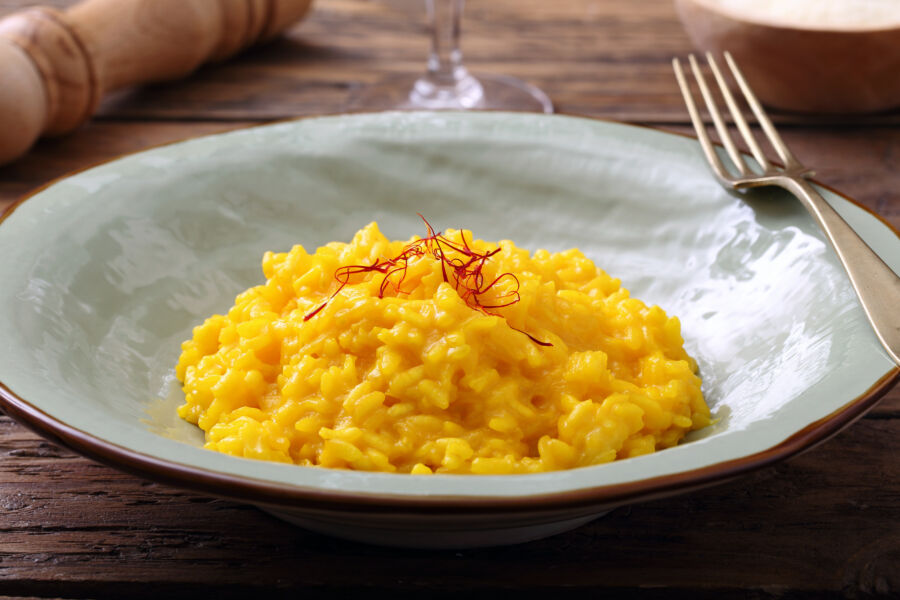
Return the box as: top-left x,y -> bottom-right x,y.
1,368 -> 897,515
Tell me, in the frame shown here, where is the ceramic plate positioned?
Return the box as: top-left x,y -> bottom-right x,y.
0,112 -> 897,548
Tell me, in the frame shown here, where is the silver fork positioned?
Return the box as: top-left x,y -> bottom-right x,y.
673,52 -> 900,366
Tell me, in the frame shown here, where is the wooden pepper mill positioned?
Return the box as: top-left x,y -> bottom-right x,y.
0,0 -> 314,165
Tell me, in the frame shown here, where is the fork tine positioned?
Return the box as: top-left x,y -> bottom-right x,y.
672,57 -> 732,182
687,54 -> 749,176
705,52 -> 770,172
724,51 -> 803,171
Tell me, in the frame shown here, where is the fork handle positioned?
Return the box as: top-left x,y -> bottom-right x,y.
782,177 -> 900,366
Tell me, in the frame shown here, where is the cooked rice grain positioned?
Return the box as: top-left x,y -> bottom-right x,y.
176,222 -> 709,474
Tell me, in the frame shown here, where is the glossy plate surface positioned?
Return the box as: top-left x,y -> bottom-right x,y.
0,112 -> 897,547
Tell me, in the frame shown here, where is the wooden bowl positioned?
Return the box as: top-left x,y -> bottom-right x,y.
674,0 -> 900,113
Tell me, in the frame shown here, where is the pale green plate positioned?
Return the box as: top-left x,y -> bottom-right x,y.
0,112 -> 897,548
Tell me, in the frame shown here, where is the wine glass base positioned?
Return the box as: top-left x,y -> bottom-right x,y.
349,72 -> 553,113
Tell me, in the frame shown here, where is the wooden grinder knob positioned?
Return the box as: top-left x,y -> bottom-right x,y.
0,0 -> 313,164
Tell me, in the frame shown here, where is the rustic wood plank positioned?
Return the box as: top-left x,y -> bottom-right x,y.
3,0 -> 899,125
0,414 -> 897,597
81,2 -> 900,126
0,0 -> 898,597
2,0 -> 699,121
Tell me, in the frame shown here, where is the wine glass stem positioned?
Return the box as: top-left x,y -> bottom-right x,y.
424,0 -> 467,86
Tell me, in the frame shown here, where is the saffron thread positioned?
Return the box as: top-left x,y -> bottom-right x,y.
303,215 -> 551,347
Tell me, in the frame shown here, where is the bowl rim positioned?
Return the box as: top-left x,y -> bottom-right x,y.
676,0 -> 900,33
1,111 -> 898,514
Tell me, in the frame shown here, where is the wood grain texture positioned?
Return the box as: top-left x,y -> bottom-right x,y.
5,0 -> 900,125
0,0 -> 898,597
0,413 -> 897,598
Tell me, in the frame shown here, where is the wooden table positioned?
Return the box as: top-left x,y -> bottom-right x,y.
1,0 -> 898,597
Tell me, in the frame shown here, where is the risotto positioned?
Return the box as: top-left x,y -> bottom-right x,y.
175,221 -> 709,474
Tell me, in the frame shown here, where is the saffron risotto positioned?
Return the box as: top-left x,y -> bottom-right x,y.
176,222 -> 710,474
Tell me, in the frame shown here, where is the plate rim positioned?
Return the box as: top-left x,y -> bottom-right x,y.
1,110 -> 898,513
1,371 -> 897,513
